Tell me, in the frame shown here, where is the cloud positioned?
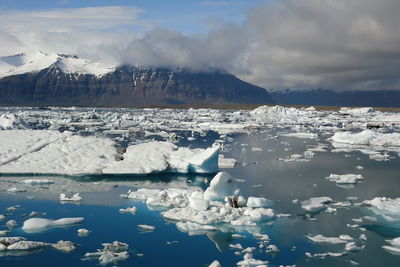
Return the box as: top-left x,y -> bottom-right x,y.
1,1 -> 400,91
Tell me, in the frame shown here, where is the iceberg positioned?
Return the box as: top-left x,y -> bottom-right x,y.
203,172 -> 238,201
332,130 -> 400,147
363,197 -> 400,223
22,217 -> 84,232
0,131 -> 219,176
326,174 -> 364,184
382,237 -> 400,255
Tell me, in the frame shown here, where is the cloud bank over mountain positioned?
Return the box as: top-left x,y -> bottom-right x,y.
1,0 -> 400,91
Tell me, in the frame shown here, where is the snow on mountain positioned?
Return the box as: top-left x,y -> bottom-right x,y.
0,51 -> 114,78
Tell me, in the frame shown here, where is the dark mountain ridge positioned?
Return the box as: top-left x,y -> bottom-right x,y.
0,64 -> 275,107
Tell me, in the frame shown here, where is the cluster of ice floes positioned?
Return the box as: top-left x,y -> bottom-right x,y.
0,237 -> 76,256
305,233 -> 367,263
83,241 -> 129,265
0,130 -> 219,175
123,172 -> 277,234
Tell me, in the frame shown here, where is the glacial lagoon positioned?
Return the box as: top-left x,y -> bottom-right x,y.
0,106 -> 399,266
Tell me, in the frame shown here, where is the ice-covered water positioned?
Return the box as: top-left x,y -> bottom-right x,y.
0,106 -> 399,266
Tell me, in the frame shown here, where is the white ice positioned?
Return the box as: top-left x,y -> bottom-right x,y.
382,237 -> 400,255
22,217 -> 84,232
326,174 -> 364,184
363,197 -> 400,222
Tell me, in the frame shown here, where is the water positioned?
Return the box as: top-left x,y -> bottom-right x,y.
0,107 -> 399,266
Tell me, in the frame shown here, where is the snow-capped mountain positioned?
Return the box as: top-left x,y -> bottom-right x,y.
0,51 -> 114,78
0,51 -> 274,107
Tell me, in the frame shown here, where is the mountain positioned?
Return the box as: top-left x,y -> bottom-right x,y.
270,89 -> 400,108
0,51 -> 274,107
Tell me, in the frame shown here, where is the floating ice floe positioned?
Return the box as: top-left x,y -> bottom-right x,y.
332,130 -> 400,147
300,197 -> 333,213
208,260 -> 222,267
6,220 -> 17,228
362,197 -> 400,223
83,241 -> 129,265
307,234 -> 353,244
22,179 -> 54,185
236,252 -> 268,266
137,224 -> 155,232
0,131 -> 220,176
77,228 -> 91,237
325,174 -> 364,185
0,236 -> 75,255
339,107 -> 374,116
22,217 -> 84,232
280,132 -> 318,139
382,237 -> 400,255
119,207 -> 137,215
60,193 -> 82,202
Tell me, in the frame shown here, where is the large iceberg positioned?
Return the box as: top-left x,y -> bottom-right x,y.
332,130 -> 400,147
0,130 -> 219,176
103,141 -> 220,175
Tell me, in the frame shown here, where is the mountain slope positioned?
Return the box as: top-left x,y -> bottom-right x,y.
0,53 -> 274,106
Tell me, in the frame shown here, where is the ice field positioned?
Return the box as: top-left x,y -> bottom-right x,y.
0,105 -> 399,266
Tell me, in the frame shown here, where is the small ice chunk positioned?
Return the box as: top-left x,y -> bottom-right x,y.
78,228 -> 91,237
6,220 -> 17,228
119,207 -> 137,214
307,234 -> 351,244
59,193 -> 82,202
326,174 -> 363,184
266,244 -> 280,253
22,217 -> 84,232
22,179 -> 54,185
52,240 -> 76,252
236,253 -> 268,266
301,197 -> 333,212
247,197 -> 273,208
208,260 -> 222,267
84,241 -> 129,265
230,243 -> 244,250
137,224 -> 155,231
305,251 -> 346,258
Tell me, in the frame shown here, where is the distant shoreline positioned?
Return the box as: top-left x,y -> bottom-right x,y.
1,104 -> 400,112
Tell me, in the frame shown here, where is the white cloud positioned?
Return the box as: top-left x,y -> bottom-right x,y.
1,1 -> 400,91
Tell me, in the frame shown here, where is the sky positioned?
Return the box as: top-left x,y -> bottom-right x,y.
0,0 -> 400,91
